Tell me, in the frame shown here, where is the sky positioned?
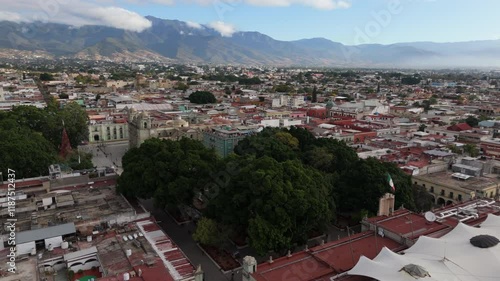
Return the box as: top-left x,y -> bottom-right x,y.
0,0 -> 499,45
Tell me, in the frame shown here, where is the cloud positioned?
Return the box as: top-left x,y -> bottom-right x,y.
0,0 -> 152,32
145,0 -> 351,10
207,21 -> 236,37
243,0 -> 351,9
186,21 -> 203,29
0,11 -> 26,23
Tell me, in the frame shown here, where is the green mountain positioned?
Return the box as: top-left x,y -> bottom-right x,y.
0,17 -> 499,68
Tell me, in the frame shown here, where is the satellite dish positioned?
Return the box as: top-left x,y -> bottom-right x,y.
425,211 -> 437,222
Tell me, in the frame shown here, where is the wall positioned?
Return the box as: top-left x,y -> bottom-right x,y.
45,236 -> 63,249
68,259 -> 100,272
260,119 -> 280,128
17,241 -> 35,255
418,162 -> 448,175
89,122 -> 129,143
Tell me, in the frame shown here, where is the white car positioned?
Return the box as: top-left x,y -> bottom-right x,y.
122,235 -> 128,241
128,235 -> 134,240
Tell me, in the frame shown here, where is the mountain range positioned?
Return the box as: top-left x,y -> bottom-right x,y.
1,16 -> 499,68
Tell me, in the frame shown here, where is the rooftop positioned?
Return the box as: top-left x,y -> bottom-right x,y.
414,171 -> 500,191
251,231 -> 404,281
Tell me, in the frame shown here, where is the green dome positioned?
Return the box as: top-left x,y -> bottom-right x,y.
326,100 -> 334,109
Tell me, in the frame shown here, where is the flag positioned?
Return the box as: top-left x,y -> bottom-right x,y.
78,154 -> 81,164
387,173 -> 395,192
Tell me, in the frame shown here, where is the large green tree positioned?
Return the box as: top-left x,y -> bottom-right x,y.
208,156 -> 334,255
117,138 -> 220,207
234,128 -> 300,162
60,102 -> 89,148
0,126 -> 56,178
188,91 -> 216,104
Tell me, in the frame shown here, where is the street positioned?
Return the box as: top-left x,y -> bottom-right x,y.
140,199 -> 241,281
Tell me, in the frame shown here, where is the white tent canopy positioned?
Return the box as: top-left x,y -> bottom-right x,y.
348,214 -> 500,281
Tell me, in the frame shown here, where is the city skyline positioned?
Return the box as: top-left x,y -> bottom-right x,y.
0,0 -> 499,45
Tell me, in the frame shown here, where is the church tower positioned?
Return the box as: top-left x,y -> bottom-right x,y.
128,108 -> 152,148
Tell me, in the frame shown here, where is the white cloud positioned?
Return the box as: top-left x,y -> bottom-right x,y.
207,21 -> 236,37
0,11 -> 26,23
130,0 -> 351,10
186,21 -> 203,29
145,0 -> 351,10
243,0 -> 351,9
0,0 -> 152,32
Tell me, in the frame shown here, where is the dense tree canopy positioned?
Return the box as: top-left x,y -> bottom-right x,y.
207,156 -> 334,255
188,91 -> 216,104
465,116 -> 479,127
118,127 -> 423,256
401,76 -> 421,85
0,126 -> 57,178
117,138 -> 220,207
0,103 -> 91,178
39,72 -> 54,81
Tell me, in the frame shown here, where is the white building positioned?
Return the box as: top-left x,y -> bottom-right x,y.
15,223 -> 76,255
272,94 -> 305,108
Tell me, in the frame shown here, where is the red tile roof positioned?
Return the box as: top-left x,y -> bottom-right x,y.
251,232 -> 403,281
136,220 -> 195,281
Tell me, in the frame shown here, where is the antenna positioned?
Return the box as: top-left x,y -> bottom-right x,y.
425,211 -> 437,223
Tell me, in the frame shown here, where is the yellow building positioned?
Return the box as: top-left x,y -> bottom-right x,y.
413,172 -> 500,206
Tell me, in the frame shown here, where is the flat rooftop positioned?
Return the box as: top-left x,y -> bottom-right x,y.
414,171 -> 500,191
0,185 -> 140,233
368,209 -> 449,240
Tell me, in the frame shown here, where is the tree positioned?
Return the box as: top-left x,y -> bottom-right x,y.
234,128 -> 299,162
465,116 -> 479,128
175,82 -> 189,91
273,84 -> 293,93
192,217 -> 222,246
60,102 -> 89,148
335,158 -> 415,214
0,126 -> 57,178
463,144 -> 479,157
39,72 -> 54,81
117,138 -> 220,208
312,86 -> 318,103
64,151 -> 93,170
413,185 -> 434,212
208,156 -> 334,255
188,91 -> 216,104
418,124 -> 427,132
401,76 -> 421,85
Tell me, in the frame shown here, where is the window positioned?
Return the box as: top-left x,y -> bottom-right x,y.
440,190 -> 445,196
430,186 -> 434,193
144,122 -> 147,129
458,194 -> 462,201
449,192 -> 454,199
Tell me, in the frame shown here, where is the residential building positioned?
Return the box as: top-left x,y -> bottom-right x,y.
203,126 -> 259,157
